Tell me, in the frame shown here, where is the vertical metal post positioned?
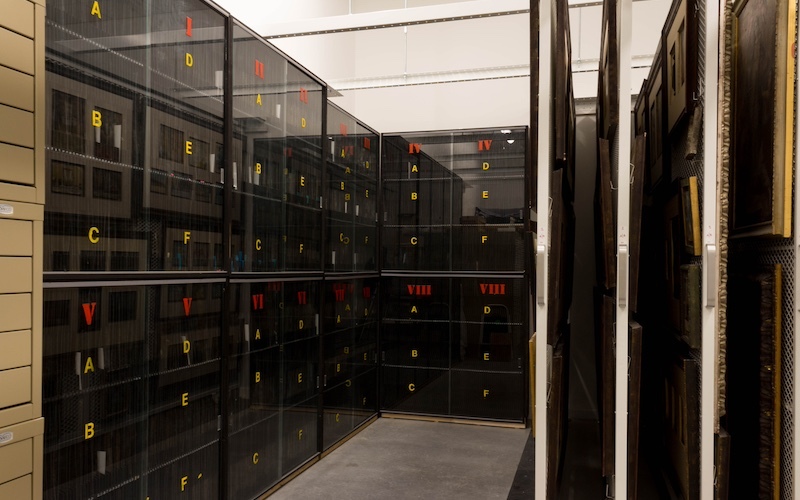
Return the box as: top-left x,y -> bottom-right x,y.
702,0 -> 721,499
534,0 -> 553,498
219,14 -> 234,500
614,0 -> 633,497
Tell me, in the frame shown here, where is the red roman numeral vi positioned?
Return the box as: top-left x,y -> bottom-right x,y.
252,294 -> 265,310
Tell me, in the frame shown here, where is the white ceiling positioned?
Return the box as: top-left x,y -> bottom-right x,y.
215,0 -> 671,131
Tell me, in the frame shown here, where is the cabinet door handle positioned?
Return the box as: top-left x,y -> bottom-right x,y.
705,245 -> 717,308
536,244 -> 546,306
617,245 -> 628,308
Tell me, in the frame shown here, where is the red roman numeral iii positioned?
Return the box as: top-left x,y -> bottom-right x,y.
333,285 -> 346,302
406,285 -> 432,296
297,291 -> 308,305
479,283 -> 506,295
252,294 -> 265,311
478,139 -> 493,151
408,143 -> 421,154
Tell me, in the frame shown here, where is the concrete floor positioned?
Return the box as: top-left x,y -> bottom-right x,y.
269,418 -> 530,500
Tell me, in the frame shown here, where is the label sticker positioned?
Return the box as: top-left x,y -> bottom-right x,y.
0,432 -> 13,444
0,204 -> 13,215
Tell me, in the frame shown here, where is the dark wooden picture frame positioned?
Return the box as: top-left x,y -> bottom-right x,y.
634,79 -> 648,136
646,42 -> 667,193
597,0 -> 619,141
554,0 -> 575,184
664,0 -> 699,133
595,138 -> 615,290
730,0 -> 795,237
665,351 -> 701,500
630,135 -> 646,313
664,187 -> 682,332
727,265 -> 782,498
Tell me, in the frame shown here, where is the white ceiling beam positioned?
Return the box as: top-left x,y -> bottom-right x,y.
254,0 -> 528,38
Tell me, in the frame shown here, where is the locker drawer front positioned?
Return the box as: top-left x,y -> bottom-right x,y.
0,474 -> 32,500
0,257 -> 32,293
0,27 -> 34,75
0,330 -> 31,370
0,293 -> 31,332
0,439 -> 32,485
0,0 -> 34,38
0,366 -> 31,408
0,220 -> 32,256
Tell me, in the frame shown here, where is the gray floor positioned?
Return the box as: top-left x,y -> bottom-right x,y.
269,418 -> 530,500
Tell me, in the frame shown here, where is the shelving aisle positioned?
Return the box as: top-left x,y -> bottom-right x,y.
267,418 -> 530,500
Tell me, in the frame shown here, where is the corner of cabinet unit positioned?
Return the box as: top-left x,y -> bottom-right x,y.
0,2 -> 46,499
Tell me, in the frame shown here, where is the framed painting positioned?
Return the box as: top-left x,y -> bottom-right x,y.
680,263 -> 702,349
646,42 -> 667,193
681,176 -> 701,256
664,0 -> 699,133
727,264 -> 782,498
630,135 -> 646,313
664,187 -> 682,332
596,0 -> 619,141
665,350 -> 701,500
731,0 -> 795,237
595,139 -> 615,290
634,79 -> 648,136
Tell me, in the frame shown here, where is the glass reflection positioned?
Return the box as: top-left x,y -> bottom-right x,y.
45,0 -> 227,273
